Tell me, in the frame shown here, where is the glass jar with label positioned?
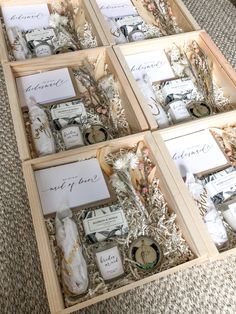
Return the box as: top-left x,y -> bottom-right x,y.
218,198 -> 236,232
94,243 -> 125,282
166,100 -> 192,123
34,42 -> 53,58
61,125 -> 84,149
128,29 -> 145,42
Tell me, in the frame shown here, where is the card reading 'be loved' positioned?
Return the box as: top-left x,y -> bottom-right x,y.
125,50 -> 175,83
35,158 -> 111,215
96,0 -> 137,18
16,68 -> 76,107
2,4 -> 50,31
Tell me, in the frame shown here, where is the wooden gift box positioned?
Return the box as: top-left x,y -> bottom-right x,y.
114,30 -> 236,130
3,46 -> 149,161
89,0 -> 200,45
0,0 -> 109,62
22,131 -> 212,314
153,111 -> 236,259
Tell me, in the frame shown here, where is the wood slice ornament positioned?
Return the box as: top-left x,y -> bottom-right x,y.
129,236 -> 163,271
83,124 -> 109,145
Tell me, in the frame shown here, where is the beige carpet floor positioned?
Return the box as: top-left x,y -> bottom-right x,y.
0,0 -> 236,313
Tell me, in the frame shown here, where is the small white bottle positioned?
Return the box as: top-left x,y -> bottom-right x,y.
136,74 -> 169,129
27,97 -> 56,156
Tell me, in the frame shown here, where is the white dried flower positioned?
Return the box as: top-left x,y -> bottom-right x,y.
128,154 -> 138,170
49,13 -> 68,28
185,172 -> 204,201
113,158 -> 127,171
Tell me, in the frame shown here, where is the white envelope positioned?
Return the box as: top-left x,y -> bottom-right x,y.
35,158 -> 111,215
2,4 -> 50,31
16,68 -> 76,107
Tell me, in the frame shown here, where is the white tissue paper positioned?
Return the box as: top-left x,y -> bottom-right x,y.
185,172 -> 228,248
56,207 -> 89,295
27,97 -> 56,156
136,74 -> 169,128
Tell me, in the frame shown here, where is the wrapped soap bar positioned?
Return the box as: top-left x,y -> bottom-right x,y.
27,97 -> 56,156
161,77 -> 197,104
25,28 -> 56,49
82,204 -> 128,243
50,100 -> 87,130
56,207 -> 89,295
204,169 -> 236,205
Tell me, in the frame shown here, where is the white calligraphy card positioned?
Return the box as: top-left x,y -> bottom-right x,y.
165,129 -> 229,178
125,50 -> 175,83
2,4 -> 50,31
16,68 -> 76,107
96,0 -> 137,18
35,158 -> 111,215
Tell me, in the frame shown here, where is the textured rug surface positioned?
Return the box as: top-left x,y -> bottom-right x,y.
0,0 -> 236,313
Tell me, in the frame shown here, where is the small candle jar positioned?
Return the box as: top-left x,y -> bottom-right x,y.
34,42 -> 52,58
128,236 -> 163,271
218,199 -> 236,232
166,100 -> 191,123
61,125 -> 84,149
94,243 -> 124,282
128,29 -> 145,42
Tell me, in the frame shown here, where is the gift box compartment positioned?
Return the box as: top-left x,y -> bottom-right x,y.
22,131 -> 211,314
3,46 -> 148,161
89,0 -> 200,45
0,0 -> 109,62
153,112 -> 236,257
114,30 -> 236,130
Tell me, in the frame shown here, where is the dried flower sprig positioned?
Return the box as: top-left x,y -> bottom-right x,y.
184,40 -> 215,109
141,0 -> 182,35
210,126 -> 236,166
73,61 -> 130,138
51,0 -> 97,49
